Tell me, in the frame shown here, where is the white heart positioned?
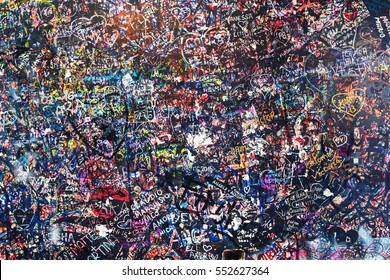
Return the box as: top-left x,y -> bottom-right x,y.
203,245 -> 213,252
333,135 -> 348,147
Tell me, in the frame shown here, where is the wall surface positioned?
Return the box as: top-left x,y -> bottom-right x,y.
0,0 -> 389,260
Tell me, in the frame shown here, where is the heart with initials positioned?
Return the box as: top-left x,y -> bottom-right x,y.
14,209 -> 34,228
182,28 -> 229,68
328,227 -> 359,244
331,89 -> 365,117
171,6 -> 191,23
250,74 -> 275,99
333,135 -> 348,147
274,25 -> 291,46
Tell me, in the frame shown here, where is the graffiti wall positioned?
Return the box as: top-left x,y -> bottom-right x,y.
0,0 -> 389,260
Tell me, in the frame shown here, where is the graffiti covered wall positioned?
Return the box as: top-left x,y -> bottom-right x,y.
0,0 -> 389,260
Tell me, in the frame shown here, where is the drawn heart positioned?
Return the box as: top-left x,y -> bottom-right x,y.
250,74 -> 275,99
117,214 -> 131,229
237,20 -> 248,29
182,28 -> 228,68
274,25 -> 291,46
171,6 -> 191,23
331,89 -> 365,117
333,135 -> 348,147
203,244 -> 213,252
328,227 -> 358,244
182,34 -> 207,66
14,209 -> 34,228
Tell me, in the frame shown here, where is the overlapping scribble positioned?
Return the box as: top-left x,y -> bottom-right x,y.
0,0 -> 389,260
